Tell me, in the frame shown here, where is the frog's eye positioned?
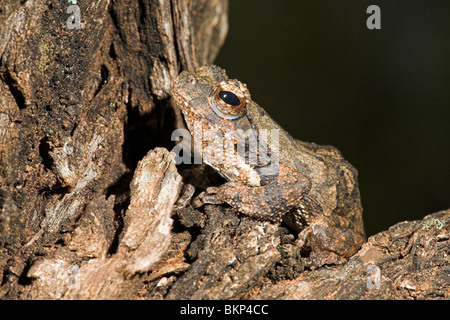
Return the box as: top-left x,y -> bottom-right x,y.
210,81 -> 249,120
219,91 -> 240,106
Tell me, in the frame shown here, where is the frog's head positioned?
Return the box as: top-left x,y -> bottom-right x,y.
171,65 -> 251,134
172,65 -> 265,186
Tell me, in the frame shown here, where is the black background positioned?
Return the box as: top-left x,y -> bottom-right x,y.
215,0 -> 449,236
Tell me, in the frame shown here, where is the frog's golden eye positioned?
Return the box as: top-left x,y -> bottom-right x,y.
210,81 -> 249,120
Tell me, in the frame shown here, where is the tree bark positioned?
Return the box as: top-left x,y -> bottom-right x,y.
0,0 -> 227,299
142,207 -> 449,300
0,0 -> 448,300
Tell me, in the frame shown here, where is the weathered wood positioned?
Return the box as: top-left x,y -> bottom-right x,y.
0,0 -> 227,299
254,209 -> 450,300
25,148 -> 182,299
1,0 -> 448,300
141,206 -> 449,300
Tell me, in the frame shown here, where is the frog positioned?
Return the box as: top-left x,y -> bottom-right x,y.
171,65 -> 365,267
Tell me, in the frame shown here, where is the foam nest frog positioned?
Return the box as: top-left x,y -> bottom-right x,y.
172,65 -> 365,267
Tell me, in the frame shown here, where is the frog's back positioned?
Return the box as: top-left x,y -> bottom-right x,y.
291,139 -> 364,236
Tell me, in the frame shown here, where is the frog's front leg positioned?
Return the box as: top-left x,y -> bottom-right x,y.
193,165 -> 311,222
296,214 -> 365,267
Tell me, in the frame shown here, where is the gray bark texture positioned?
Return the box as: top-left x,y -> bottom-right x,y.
0,0 -> 448,300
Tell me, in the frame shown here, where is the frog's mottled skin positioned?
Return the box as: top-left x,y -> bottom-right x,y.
172,65 -> 365,266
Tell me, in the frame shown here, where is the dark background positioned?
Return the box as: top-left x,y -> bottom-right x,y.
215,0 -> 449,236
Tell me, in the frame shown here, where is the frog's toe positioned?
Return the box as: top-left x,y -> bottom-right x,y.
295,216 -> 364,268
174,184 -> 196,209
192,189 -> 224,208
191,195 -> 205,208
205,186 -> 220,194
295,226 -> 347,268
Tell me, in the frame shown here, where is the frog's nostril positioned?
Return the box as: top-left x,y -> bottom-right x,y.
188,77 -> 197,85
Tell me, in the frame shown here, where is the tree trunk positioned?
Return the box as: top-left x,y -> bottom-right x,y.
0,0 -> 227,299
0,0 -> 448,300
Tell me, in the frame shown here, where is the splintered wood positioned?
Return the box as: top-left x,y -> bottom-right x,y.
27,148 -> 182,299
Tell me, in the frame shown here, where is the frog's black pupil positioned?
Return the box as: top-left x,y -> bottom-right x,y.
219,91 -> 241,106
